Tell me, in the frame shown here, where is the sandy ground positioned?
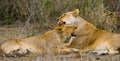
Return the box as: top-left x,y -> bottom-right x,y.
0,26 -> 120,61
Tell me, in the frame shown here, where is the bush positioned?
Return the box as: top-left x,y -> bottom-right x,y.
0,0 -> 119,32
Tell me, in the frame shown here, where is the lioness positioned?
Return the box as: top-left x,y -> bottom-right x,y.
0,25 -> 78,55
57,9 -> 120,55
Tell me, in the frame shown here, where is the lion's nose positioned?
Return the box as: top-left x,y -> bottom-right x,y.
58,22 -> 62,26
58,22 -> 66,26
62,22 -> 66,24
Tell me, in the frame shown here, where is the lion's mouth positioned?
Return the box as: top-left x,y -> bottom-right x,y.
71,32 -> 76,37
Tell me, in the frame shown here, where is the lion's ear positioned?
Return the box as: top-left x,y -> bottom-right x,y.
72,9 -> 79,17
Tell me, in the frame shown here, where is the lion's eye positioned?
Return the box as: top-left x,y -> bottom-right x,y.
58,29 -> 62,31
75,27 -> 77,29
56,18 -> 59,21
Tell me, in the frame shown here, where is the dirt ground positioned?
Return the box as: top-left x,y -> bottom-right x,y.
0,25 -> 120,61
0,53 -> 120,61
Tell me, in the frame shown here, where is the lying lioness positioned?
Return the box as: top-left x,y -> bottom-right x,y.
0,25 -> 78,55
57,9 -> 120,55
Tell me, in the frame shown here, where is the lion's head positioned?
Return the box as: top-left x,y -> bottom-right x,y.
57,9 -> 79,25
55,25 -> 77,43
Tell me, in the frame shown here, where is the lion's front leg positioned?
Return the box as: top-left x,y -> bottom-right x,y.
52,47 -> 79,54
63,37 -> 76,47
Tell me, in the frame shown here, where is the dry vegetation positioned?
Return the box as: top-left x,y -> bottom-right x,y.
0,0 -> 120,61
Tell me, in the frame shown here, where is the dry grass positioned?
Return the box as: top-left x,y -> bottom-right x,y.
0,0 -> 119,32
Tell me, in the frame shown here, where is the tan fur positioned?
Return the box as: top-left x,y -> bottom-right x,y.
1,25 -> 78,54
58,9 -> 120,55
